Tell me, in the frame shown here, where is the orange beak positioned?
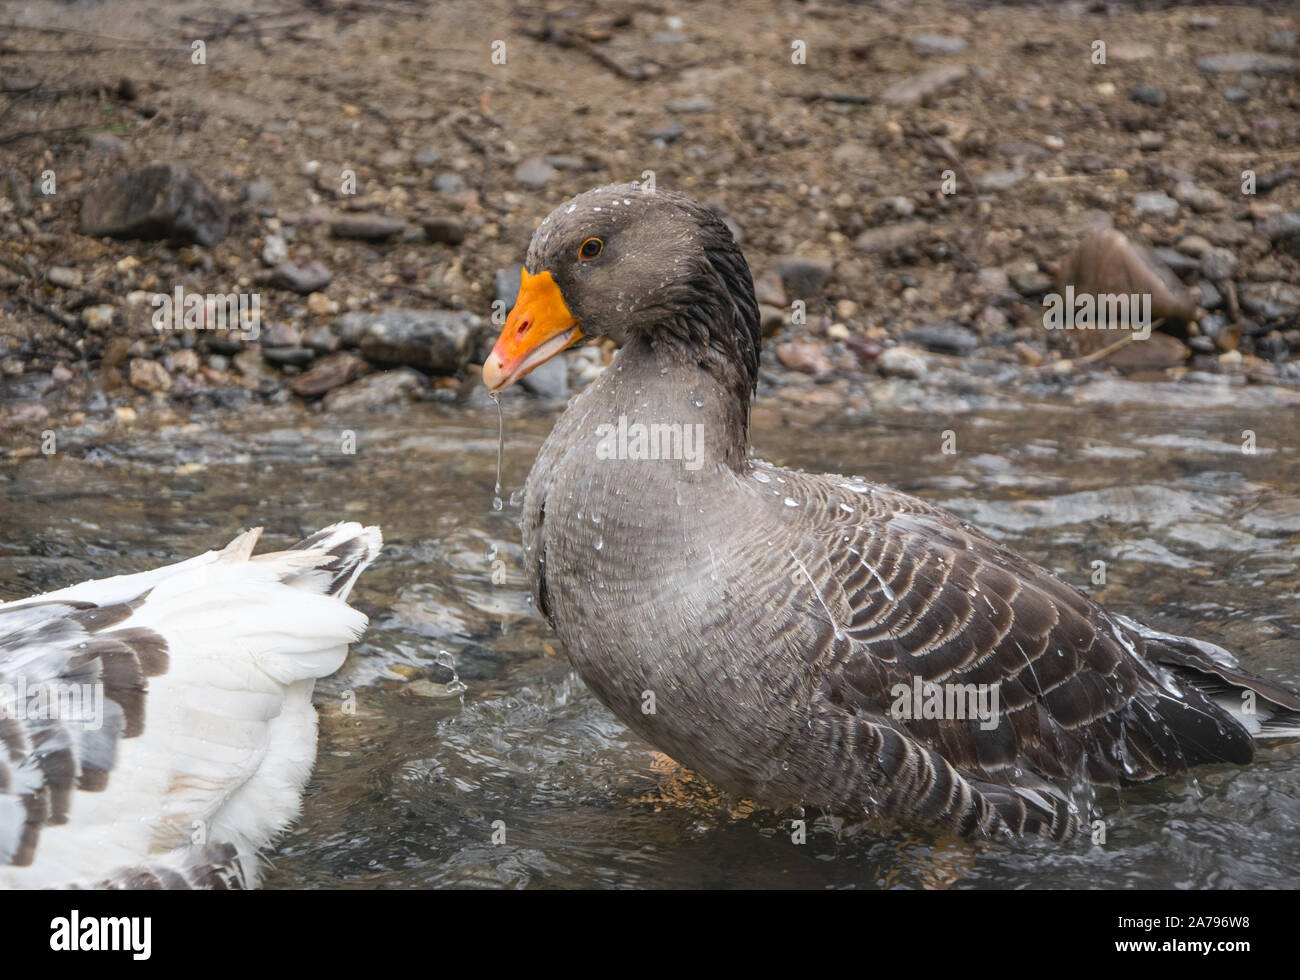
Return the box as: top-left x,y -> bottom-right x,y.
482,268 -> 584,392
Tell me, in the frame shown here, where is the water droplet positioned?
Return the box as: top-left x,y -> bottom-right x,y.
784,497 -> 798,507
594,536 -> 603,551
753,471 -> 771,483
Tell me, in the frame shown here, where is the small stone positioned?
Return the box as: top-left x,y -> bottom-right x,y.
433,173 -> 464,194
306,292 -> 337,316
645,120 -> 684,142
1196,279 -> 1223,310
163,349 -> 199,375
261,233 -> 288,266
329,213 -> 405,240
243,177 -> 275,205
513,158 -> 557,188
1173,181 -> 1226,213
263,347 -> 315,368
1153,247 -> 1199,277
1109,41 -> 1156,61
271,259 -> 332,294
353,309 -> 480,373
290,351 -> 364,397
774,255 -> 833,299
81,305 -> 116,329
1010,266 -> 1053,297
665,96 -> 715,113
87,133 -> 126,156
1137,131 -> 1165,152
422,217 -> 467,245
129,358 -> 171,392
413,147 -> 442,167
754,268 -> 787,308
1239,282 -> 1300,319
1176,234 -> 1212,257
1130,83 -> 1166,106
835,299 -> 858,319
322,370 -> 421,412
302,324 -> 340,353
912,34 -> 967,56
114,405 -> 137,424
977,169 -> 1026,192
876,345 -> 928,379
853,221 -> 929,253
776,340 -> 834,376
880,66 -> 967,106
79,163 -> 229,246
1133,191 -> 1179,216
261,322 -> 303,348
46,267 -> 82,289
1223,87 -> 1251,104
905,320 -> 978,354
1199,247 -> 1237,281
1196,53 -> 1297,75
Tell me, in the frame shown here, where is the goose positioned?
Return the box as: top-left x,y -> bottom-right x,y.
482,183 -> 1300,840
0,522 -> 381,887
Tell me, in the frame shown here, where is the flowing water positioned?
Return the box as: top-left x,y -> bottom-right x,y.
2,369 -> 1299,889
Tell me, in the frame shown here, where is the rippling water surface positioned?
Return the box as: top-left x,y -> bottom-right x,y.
3,371 -> 1298,888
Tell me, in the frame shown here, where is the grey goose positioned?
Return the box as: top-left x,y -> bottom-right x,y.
482,183 -> 1300,841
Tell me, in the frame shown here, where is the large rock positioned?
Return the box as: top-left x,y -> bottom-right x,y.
79,163 -> 229,246
339,309 -> 480,374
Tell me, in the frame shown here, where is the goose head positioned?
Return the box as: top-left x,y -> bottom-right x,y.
482,183 -> 761,396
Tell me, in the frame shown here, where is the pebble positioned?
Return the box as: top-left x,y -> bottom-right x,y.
422,216 -> 467,245
645,120 -> 684,142
1176,234 -> 1212,257
290,351 -> 364,397
413,147 -> 442,167
1130,83 -> 1166,106
329,213 -> 405,240
1010,266 -> 1052,297
271,259 -> 332,294
262,233 -> 288,265
263,347 -> 315,368
876,345 -> 928,379
1239,282 -> 1300,319
1153,247 -> 1199,277
243,177 -> 275,205
1199,247 -> 1237,281
1196,52 -> 1297,75
665,96 -> 715,113
1196,279 -> 1223,310
433,173 -> 464,194
81,305 -> 116,329
513,158 -> 557,188
129,358 -> 171,392
46,267 -> 82,289
853,221 -> 928,253
880,65 -> 967,106
774,255 -> 833,298
904,320 -> 978,354
912,34 -> 967,56
1173,181 -> 1226,213
345,309 -> 480,374
1137,131 -> 1165,152
323,370 -> 422,412
776,340 -> 834,376
1133,191 -> 1179,215
79,162 -> 229,246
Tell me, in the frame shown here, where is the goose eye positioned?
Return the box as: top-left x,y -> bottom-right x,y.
579,237 -> 603,261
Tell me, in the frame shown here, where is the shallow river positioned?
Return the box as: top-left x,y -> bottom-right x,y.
3,369 -> 1298,888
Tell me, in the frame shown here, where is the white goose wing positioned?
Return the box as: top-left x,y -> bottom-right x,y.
0,522 -> 381,889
